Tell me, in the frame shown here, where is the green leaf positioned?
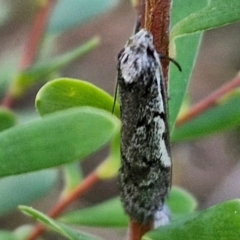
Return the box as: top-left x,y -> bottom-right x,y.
13,225 -> 33,240
0,53 -> 19,95
0,169 -> 58,217
10,37 -> 99,98
169,33 -> 202,131
35,78 -> 120,117
144,199 -> 240,240
169,1 -> 207,130
19,206 -> 102,240
96,132 -> 120,179
48,0 -> 119,34
16,109 -> 40,124
169,0 -> 240,130
171,2 -> 207,27
172,94 -> 240,141
61,197 -> 128,227
0,1 -> 10,27
0,107 -> 120,177
60,187 -> 197,227
171,0 -> 240,39
166,187 -> 197,219
0,108 -> 17,132
62,162 -> 83,194
0,230 -> 19,240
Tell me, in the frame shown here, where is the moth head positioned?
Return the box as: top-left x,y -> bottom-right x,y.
127,29 -> 154,49
118,29 -> 159,84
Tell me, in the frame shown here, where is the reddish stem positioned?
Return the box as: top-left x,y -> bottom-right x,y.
143,0 -> 171,80
127,1 -> 172,239
26,171 -> 100,240
129,220 -> 153,240
176,72 -> 240,127
1,0 -> 57,108
1,92 -> 16,109
20,0 -> 57,71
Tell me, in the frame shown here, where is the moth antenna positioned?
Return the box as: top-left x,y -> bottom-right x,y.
158,53 -> 182,72
134,16 -> 142,34
134,0 -> 145,34
112,81 -> 119,114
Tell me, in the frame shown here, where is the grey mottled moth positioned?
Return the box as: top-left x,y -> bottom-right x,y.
117,29 -> 172,224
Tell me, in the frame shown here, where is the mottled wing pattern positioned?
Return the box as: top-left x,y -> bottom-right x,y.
117,29 -> 172,224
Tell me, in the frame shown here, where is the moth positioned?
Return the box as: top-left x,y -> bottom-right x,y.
117,29 -> 172,224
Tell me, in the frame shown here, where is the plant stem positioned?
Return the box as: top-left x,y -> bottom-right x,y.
127,1 -> 172,239
1,92 -> 15,109
20,0 -> 57,71
26,171 -> 100,240
143,0 -> 171,80
176,72 -> 240,127
129,220 -> 153,240
1,0 -> 57,108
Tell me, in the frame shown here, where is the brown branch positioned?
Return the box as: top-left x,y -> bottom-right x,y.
26,171 -> 100,240
128,1 -> 172,240
143,0 -> 171,80
129,220 -> 153,240
176,72 -> 240,127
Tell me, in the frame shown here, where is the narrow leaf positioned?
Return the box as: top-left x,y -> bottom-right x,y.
169,1 -> 207,130
10,37 -> 99,98
169,34 -> 202,131
171,0 -> 240,39
61,187 -> 197,227
172,94 -> 240,141
19,206 -> 101,240
0,107 -> 120,177
61,197 -> 128,227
